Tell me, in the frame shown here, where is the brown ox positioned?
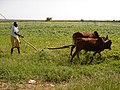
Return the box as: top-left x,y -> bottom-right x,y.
70,37 -> 112,62
71,31 -> 99,56
73,31 -> 99,42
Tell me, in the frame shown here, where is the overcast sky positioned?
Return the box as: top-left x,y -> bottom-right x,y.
0,0 -> 120,20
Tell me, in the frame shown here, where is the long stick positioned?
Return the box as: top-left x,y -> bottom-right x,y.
47,45 -> 74,50
0,13 -> 7,20
21,38 -> 38,51
0,13 -> 11,23
0,13 -> 12,24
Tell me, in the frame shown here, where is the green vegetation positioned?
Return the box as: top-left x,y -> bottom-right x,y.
0,21 -> 120,89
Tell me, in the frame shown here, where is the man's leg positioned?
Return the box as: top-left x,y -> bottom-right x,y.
11,47 -> 14,55
17,47 -> 20,54
11,36 -> 14,55
16,37 -> 21,54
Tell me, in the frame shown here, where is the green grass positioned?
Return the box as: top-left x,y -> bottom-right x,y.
0,21 -> 120,89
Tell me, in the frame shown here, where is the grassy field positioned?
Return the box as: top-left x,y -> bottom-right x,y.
0,21 -> 120,90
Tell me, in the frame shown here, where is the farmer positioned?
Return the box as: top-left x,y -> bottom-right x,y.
10,22 -> 24,54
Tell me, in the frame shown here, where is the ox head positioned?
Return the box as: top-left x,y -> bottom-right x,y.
103,35 -> 112,50
98,35 -> 112,50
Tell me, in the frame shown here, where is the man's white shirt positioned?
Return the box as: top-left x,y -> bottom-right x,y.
11,25 -> 19,38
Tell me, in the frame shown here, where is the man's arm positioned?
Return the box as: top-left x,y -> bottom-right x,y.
14,32 -> 24,38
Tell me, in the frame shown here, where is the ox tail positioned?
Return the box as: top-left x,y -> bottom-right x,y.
47,44 -> 74,50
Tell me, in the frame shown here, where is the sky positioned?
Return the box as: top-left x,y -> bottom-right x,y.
0,0 -> 120,20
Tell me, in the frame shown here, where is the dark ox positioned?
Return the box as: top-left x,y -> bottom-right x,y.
71,31 -> 99,56
70,37 -> 112,62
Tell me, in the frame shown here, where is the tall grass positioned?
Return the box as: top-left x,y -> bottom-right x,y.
0,21 -> 120,89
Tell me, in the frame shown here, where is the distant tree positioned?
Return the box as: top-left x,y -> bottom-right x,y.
81,19 -> 84,22
46,17 -> 52,21
113,20 -> 115,22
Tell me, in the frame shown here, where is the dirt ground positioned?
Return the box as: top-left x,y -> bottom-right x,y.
0,80 -> 56,90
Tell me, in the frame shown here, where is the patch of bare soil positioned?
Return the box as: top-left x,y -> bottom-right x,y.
0,80 -> 56,90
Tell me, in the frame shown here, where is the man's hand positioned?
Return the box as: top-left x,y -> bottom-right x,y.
20,35 -> 24,38
19,34 -> 24,38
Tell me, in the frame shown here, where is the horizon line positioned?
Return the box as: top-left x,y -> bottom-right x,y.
0,19 -> 120,22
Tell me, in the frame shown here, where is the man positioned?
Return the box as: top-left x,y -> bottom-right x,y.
11,22 -> 24,54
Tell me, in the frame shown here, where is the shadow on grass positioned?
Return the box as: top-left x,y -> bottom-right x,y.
107,54 -> 120,60
58,53 -> 107,66
36,50 -> 119,66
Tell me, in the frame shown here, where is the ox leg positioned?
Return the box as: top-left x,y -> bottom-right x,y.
98,52 -> 101,56
88,52 -> 96,64
77,51 -> 80,59
70,50 -> 78,62
93,52 -> 101,56
89,56 -> 94,64
77,51 -> 82,64
69,45 -> 75,60
93,52 -> 97,56
84,51 -> 88,54
70,45 -> 75,56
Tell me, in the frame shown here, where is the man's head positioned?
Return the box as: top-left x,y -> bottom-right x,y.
13,22 -> 18,27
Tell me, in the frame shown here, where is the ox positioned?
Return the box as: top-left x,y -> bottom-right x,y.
72,31 -> 99,42
70,37 -> 112,62
70,31 -> 99,56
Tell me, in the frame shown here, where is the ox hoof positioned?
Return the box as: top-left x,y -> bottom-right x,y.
89,56 -> 94,64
